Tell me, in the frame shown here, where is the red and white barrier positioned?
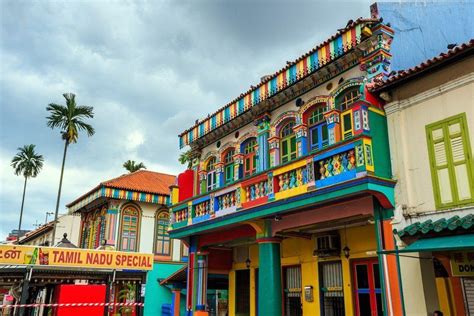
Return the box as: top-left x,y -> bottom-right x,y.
0,302 -> 144,308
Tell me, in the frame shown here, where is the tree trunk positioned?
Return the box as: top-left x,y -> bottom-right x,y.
51,140 -> 68,245
17,176 -> 28,241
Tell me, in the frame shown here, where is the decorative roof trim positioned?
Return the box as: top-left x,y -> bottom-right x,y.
179,18 -> 380,148
397,213 -> 474,238
68,186 -> 170,213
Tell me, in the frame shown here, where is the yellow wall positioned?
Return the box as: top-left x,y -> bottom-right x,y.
228,224 -> 378,316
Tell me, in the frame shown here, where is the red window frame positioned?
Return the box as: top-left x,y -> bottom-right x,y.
352,258 -> 382,316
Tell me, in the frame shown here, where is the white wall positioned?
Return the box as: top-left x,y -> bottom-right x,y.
386,71 -> 474,214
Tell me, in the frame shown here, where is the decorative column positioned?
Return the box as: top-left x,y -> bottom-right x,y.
324,109 -> 341,146
198,170 -> 207,195
215,162 -> 224,188
186,236 -> 209,316
257,220 -> 282,316
186,236 -> 199,315
233,152 -> 244,181
196,252 -> 209,312
105,200 -> 120,247
171,288 -> 182,316
268,136 -> 280,167
293,123 -> 308,157
359,23 -> 394,83
255,113 -> 271,172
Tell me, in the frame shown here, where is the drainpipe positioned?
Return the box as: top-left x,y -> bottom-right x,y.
394,236 -> 406,316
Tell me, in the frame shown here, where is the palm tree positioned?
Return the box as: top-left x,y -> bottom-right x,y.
46,93 -> 94,245
11,144 -> 44,240
179,149 -> 193,169
123,160 -> 146,173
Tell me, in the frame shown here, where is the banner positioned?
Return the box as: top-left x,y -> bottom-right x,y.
450,251 -> 474,277
0,245 -> 153,271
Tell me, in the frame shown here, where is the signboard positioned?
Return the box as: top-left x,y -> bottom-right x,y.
450,251 -> 474,277
0,245 -> 153,271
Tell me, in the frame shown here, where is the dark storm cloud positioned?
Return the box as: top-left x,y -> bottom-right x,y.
0,0 -> 370,238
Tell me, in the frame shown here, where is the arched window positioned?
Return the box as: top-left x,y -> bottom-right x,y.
120,205 -> 140,252
206,157 -> 217,192
242,138 -> 257,177
223,148 -> 235,184
336,86 -> 360,111
154,211 -> 171,256
336,86 -> 361,139
308,103 -> 329,151
280,121 -> 297,163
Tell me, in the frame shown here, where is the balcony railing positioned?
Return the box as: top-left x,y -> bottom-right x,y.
170,125 -> 380,231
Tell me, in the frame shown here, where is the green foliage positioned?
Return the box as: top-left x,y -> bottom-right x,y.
46,93 -> 95,144
118,282 -> 136,314
179,150 -> 193,169
11,144 -> 44,179
123,160 -> 146,173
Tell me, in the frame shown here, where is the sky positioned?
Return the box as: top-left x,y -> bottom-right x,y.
0,0 -> 373,240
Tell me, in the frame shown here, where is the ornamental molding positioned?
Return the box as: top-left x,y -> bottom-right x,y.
384,73 -> 474,116
391,204 -> 474,236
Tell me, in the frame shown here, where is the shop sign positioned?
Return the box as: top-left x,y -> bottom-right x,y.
0,245 -> 153,271
450,251 -> 474,277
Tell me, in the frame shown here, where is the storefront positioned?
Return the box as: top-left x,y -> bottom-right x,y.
392,213 -> 474,315
0,244 -> 153,315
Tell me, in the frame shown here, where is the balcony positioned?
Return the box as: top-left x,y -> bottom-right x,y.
170,135 -> 382,231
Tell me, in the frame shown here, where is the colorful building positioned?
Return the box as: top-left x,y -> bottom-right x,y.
66,170 -> 188,315
169,18 -> 405,316
370,40 -> 474,315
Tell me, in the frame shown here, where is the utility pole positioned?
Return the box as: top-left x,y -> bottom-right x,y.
45,211 -> 53,225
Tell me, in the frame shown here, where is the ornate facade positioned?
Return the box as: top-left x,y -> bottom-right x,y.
170,19 -> 404,316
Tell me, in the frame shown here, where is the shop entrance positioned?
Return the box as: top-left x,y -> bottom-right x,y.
283,266 -> 302,316
319,261 -> 345,316
352,259 -> 382,316
235,269 -> 250,316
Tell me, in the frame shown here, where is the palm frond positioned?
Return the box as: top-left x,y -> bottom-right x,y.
11,144 -> 44,178
46,94 -> 95,144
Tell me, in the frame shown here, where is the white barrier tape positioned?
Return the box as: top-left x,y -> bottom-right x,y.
0,302 -> 144,308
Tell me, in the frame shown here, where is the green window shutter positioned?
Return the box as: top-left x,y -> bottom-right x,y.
448,120 -> 473,202
343,113 -> 352,139
225,164 -> 234,184
281,138 -> 289,163
290,136 -> 297,160
426,113 -> 474,209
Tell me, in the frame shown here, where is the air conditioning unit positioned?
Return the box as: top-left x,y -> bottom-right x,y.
314,234 -> 341,257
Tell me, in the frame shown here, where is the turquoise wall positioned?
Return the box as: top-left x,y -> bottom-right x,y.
143,262 -> 185,316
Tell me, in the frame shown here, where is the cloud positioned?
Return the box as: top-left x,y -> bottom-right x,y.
0,0 -> 371,239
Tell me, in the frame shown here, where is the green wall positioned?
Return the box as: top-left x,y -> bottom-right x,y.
144,262 -> 186,316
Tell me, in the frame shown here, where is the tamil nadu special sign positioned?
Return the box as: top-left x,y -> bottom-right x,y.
0,245 -> 153,270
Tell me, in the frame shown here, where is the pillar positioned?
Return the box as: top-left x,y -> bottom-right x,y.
294,123 -> 308,157
198,170 -> 207,195
171,288 -> 182,316
215,162 -> 224,188
257,233 -> 282,316
233,153 -> 244,180
256,113 -> 271,172
196,253 -> 209,312
186,237 -> 209,316
268,136 -> 280,167
374,200 -> 405,316
105,201 -> 120,247
324,109 -> 341,146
